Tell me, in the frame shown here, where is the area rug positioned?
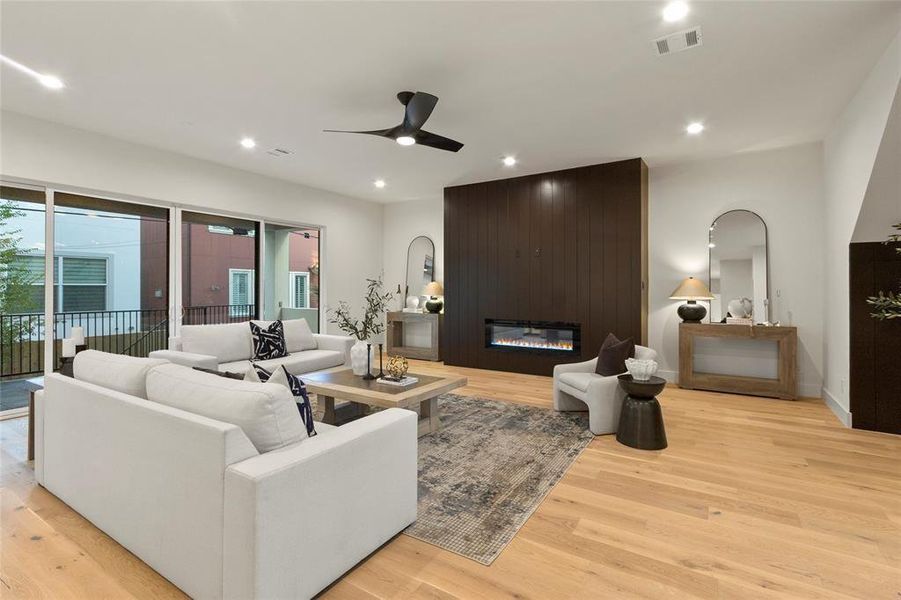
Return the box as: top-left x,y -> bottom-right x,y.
404,393 -> 593,565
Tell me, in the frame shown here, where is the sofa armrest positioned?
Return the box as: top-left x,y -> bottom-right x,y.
553,357 -> 598,376
223,408 -> 417,600
148,349 -> 218,371
313,333 -> 354,365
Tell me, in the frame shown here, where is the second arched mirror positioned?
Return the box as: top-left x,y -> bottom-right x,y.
405,235 -> 435,307
708,210 -> 769,323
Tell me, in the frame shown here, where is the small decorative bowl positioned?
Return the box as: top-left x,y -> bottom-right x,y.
625,358 -> 658,381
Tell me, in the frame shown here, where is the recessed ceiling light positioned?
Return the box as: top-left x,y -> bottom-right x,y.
662,1 -> 689,22
395,136 -> 416,146
502,156 -> 517,167
686,122 -> 704,135
240,137 -> 256,149
374,179 -> 386,188
708,242 -> 716,248
0,54 -> 65,90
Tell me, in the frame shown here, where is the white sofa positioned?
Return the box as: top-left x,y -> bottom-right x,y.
149,318 -> 353,375
33,351 -> 417,599
553,346 -> 658,435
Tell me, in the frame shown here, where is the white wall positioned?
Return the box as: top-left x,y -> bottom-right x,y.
852,82 -> 901,244
822,31 -> 901,421
0,111 -> 385,334
382,198 -> 444,311
649,143 -> 825,398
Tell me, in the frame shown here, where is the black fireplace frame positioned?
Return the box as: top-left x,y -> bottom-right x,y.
484,319 -> 582,355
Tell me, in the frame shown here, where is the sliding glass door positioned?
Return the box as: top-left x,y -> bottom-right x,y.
262,223 -> 320,331
0,185 -> 47,413
52,192 -> 170,365
181,211 -> 259,324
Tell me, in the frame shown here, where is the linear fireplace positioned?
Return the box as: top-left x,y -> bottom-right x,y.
485,319 -> 581,354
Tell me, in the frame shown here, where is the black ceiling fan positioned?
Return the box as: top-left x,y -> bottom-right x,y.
324,91 -> 463,152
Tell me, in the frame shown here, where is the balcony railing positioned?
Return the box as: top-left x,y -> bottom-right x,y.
0,304 -> 255,378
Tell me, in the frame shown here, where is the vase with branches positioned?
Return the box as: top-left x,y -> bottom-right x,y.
328,275 -> 395,375
866,222 -> 901,320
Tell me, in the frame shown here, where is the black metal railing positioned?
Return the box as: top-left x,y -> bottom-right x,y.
184,304 -> 255,325
1,304 -> 256,378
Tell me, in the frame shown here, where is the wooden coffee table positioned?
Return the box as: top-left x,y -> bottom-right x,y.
302,368 -> 466,437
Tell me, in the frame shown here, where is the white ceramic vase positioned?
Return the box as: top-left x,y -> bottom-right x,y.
350,340 -> 374,376
625,358 -> 658,381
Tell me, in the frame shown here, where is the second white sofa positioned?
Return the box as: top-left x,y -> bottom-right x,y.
34,350 -> 417,599
150,318 -> 353,375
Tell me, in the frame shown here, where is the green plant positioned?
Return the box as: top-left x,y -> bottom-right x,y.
866,222 -> 901,320
0,199 -> 40,345
328,275 -> 395,340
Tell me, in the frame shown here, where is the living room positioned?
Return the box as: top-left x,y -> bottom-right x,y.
1,1 -> 899,599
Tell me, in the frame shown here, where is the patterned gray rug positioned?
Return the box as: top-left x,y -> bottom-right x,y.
404,393 -> 593,565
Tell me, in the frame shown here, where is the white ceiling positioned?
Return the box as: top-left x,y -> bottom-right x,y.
1,1 -> 899,203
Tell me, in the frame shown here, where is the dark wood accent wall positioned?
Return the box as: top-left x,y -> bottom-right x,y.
443,158 -> 648,376
850,241 -> 901,434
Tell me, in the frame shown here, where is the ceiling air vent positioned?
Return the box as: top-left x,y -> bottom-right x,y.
653,27 -> 702,56
266,147 -> 293,157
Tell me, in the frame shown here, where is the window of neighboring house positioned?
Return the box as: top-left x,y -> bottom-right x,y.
13,255 -> 107,313
229,269 -> 255,316
289,271 -> 310,308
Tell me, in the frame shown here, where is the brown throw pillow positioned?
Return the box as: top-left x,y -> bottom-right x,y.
595,333 -> 635,376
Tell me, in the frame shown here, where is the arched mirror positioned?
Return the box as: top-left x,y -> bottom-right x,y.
405,235 -> 435,307
708,210 -> 769,323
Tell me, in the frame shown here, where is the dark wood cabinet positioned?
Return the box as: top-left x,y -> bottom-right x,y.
850,241 -> 901,433
443,158 -> 648,376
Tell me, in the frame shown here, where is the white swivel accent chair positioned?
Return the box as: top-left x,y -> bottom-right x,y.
553,346 -> 658,435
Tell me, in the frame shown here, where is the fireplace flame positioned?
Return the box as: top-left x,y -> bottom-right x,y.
492,337 -> 574,351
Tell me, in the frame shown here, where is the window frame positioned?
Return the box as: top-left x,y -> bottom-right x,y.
228,268 -> 255,316
288,271 -> 311,309
13,252 -> 110,313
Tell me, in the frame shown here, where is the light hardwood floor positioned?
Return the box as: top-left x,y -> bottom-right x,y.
2,361 -> 899,599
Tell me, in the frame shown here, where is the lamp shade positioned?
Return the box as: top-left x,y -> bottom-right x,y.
423,281 -> 444,296
669,277 -> 714,300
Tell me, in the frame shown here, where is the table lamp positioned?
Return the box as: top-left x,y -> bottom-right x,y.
669,277 -> 714,323
423,281 -> 444,314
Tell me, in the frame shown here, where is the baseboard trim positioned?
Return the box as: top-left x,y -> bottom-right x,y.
822,387 -> 852,428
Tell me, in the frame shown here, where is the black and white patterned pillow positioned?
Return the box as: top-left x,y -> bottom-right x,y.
249,363 -> 316,436
249,321 -> 288,360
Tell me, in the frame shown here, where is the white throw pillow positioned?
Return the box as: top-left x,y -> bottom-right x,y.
73,350 -> 168,399
181,322 -> 252,364
253,319 -> 317,353
146,363 -> 307,453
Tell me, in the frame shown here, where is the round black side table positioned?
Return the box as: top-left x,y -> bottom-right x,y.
616,374 -> 668,450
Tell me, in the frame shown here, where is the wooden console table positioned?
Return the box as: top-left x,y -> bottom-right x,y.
679,323 -> 798,399
386,311 -> 442,361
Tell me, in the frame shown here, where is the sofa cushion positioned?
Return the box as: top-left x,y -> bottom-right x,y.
558,371 -> 600,393
219,359 -> 253,374
73,350 -> 168,399
254,350 -> 344,375
146,363 -> 307,453
250,321 -> 289,361
253,319 -> 317,353
181,322 -> 252,364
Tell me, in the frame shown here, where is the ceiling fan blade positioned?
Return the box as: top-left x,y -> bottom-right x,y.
414,129 -> 464,152
403,92 -> 439,131
322,127 -> 396,137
